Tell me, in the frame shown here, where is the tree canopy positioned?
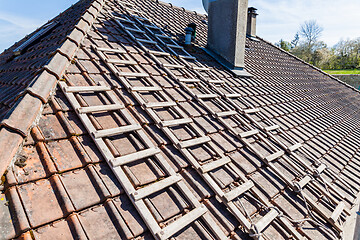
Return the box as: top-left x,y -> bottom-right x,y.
299,20 -> 323,46
276,20 -> 360,70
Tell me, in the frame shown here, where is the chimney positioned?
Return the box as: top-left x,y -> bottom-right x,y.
206,0 -> 251,76
247,7 -> 258,37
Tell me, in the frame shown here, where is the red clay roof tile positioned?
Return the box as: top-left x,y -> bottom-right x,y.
60,166 -> 109,210
113,194 -> 148,237
32,215 -> 87,240
38,114 -> 69,140
17,176 -> 73,228
93,162 -> 123,196
1,94 -> 42,137
77,202 -> 127,238
0,128 -> 24,177
46,137 -> 91,172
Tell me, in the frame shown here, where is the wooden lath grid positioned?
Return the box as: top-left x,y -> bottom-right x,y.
99,3 -> 305,239
59,77 -> 227,239
106,1 -> 356,239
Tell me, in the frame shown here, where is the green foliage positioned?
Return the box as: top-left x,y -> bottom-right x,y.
276,20 -> 360,71
332,39 -> 360,69
323,69 -> 360,75
275,39 -> 292,51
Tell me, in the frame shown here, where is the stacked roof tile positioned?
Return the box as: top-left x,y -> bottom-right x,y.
0,0 -> 360,240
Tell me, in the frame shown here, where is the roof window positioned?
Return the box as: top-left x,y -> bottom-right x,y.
13,21 -> 59,56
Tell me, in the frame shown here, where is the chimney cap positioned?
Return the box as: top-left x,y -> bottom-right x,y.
248,7 -> 258,14
185,27 -> 194,32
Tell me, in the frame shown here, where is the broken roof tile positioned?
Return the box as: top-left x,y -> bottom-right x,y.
12,144 -> 56,184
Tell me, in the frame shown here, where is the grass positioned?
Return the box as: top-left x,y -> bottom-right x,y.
323,69 -> 360,75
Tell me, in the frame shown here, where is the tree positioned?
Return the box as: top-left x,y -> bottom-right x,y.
275,35 -> 299,52
274,21 -> 360,70
333,38 -> 360,69
299,20 -> 323,47
291,33 -> 299,48
284,20 -> 325,65
276,39 -> 291,51
313,47 -> 335,69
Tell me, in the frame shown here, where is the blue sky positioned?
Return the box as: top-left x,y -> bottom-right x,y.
1,0 -> 360,53
0,0 -> 76,52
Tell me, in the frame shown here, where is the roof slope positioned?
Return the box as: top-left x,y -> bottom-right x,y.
0,0 -> 97,121
1,0 -> 360,240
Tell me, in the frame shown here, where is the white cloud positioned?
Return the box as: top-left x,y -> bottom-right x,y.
0,13 -> 44,52
0,11 -> 41,30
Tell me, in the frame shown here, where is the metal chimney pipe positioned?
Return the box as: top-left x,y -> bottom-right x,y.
185,27 -> 193,45
247,7 -> 258,37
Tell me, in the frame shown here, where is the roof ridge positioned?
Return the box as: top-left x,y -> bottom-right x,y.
0,0 -> 106,178
152,0 -> 208,18
256,36 -> 360,94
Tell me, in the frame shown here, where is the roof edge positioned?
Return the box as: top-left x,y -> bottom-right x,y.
344,192 -> 360,239
256,36 -> 360,94
152,0 -> 208,18
0,0 -> 106,178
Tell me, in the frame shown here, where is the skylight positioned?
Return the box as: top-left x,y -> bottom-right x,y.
13,21 -> 59,56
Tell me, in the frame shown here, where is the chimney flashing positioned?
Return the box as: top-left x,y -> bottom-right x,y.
202,47 -> 252,77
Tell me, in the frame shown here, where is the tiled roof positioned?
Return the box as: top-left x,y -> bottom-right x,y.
1,0 -> 360,240
0,0 -> 97,121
